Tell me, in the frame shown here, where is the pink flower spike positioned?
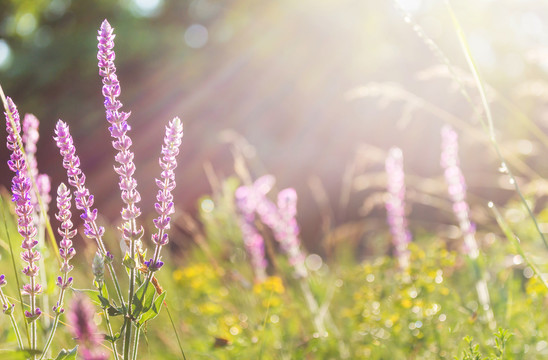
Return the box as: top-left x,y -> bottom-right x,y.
441,125 -> 479,259
5,97 -> 41,320
97,19 -> 142,232
148,117 -> 183,272
385,147 -> 411,269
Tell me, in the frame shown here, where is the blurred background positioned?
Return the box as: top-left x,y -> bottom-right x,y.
1,0 -> 548,255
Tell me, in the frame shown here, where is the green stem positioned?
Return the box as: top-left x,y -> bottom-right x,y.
38,315 -> 60,360
0,288 -> 24,349
103,307 -> 121,360
123,218 -> 140,360
123,278 -> 134,360
39,265 -> 71,359
490,203 -> 548,291
106,262 -> 126,312
299,280 -> 325,335
131,326 -> 141,360
164,300 -> 187,360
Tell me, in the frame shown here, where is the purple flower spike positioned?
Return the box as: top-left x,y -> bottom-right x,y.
235,187 -> 268,282
385,147 -> 411,269
68,295 -> 108,360
144,258 -> 164,272
152,117 -> 183,238
22,113 -> 39,180
441,126 -> 479,259
243,177 -> 307,279
55,183 -> 76,304
0,274 -> 6,287
25,307 -> 42,321
5,97 -> 42,320
55,120 -> 107,253
269,187 -> 307,278
149,117 -> 183,272
98,19 -> 142,239
21,114 -> 52,214
36,173 -> 51,213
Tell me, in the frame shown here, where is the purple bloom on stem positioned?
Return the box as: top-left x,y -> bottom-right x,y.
68,295 -> 108,360
54,120 -> 107,253
441,125 -> 479,258
22,114 -> 52,214
148,117 -> 183,272
5,97 -> 42,321
22,113 -> 39,179
97,19 -> 142,242
0,275 -> 15,315
235,185 -> 268,282
385,147 -> 411,268
242,176 -> 307,279
54,183 -> 76,313
272,188 -> 307,278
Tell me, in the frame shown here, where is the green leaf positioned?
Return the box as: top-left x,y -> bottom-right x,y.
0,349 -> 32,360
137,291 -> 166,326
107,306 -> 123,317
71,289 -> 101,306
97,295 -> 110,309
105,332 -> 121,343
123,252 -> 136,269
54,346 -> 78,360
132,280 -> 156,318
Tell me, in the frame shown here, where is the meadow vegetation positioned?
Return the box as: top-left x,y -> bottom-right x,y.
2,3 -> 548,360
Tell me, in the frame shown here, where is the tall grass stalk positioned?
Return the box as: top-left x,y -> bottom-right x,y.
490,203 -> 548,291
444,0 -> 548,250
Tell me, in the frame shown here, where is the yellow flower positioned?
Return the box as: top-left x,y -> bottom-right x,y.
401,298 -> 412,308
253,276 -> 285,295
199,302 -> 223,315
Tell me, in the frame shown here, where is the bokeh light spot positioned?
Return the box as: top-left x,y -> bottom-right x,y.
16,13 -> 37,37
131,0 -> 164,17
185,24 -> 208,49
0,40 -> 12,70
201,198 -> 214,213
305,254 -> 323,271
397,0 -> 422,13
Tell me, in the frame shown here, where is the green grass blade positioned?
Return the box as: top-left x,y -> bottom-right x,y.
163,299 -> 187,360
445,0 -> 548,250
489,202 -> 548,291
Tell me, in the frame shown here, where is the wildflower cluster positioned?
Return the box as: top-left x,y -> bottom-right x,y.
235,175 -> 307,279
1,19 -> 184,360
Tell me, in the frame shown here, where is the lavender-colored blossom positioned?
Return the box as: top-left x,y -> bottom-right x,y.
235,185 -> 268,282
21,114 -> 52,216
54,120 -> 106,252
5,97 -> 42,320
243,176 -> 308,279
273,188 -> 307,278
148,117 -> 183,272
22,113 -> 39,180
441,125 -> 479,259
97,19 -> 142,236
68,295 -> 108,360
385,147 -> 411,268
53,183 -> 76,314
0,275 -> 15,315
36,173 -> 51,213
